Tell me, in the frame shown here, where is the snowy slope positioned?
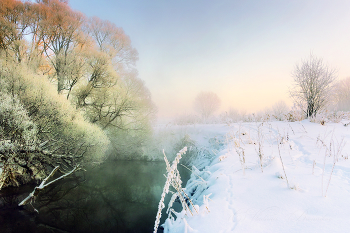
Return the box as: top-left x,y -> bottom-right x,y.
162,120 -> 350,233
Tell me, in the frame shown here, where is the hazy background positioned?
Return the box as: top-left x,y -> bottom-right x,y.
69,0 -> 350,118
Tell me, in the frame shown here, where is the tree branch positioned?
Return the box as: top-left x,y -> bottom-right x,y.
18,165 -> 79,208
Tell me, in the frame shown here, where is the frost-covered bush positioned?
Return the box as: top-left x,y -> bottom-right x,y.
0,60 -> 110,189
0,92 -> 37,151
0,61 -> 109,162
309,110 -> 350,124
0,92 -> 42,189
286,104 -> 305,122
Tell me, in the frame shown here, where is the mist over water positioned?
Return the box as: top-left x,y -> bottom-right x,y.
0,159 -> 190,233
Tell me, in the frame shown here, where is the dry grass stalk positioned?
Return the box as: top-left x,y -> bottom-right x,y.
256,124 -> 264,172
180,164 -> 206,183
154,147 -> 198,233
288,123 -> 295,135
203,193 -> 212,213
234,139 -> 245,175
226,130 -> 245,175
277,136 -> 290,188
322,146 -> 327,197
318,133 -> 345,197
324,137 -> 345,197
317,135 -> 331,197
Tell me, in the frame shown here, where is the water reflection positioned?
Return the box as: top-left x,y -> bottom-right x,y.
0,160 -> 190,233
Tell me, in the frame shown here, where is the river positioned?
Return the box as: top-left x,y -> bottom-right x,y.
0,159 -> 191,233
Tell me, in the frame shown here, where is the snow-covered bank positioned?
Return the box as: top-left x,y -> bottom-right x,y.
161,121 -> 350,233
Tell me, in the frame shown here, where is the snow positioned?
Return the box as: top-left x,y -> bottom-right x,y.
161,120 -> 350,233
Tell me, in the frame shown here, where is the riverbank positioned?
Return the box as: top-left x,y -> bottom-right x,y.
162,121 -> 350,233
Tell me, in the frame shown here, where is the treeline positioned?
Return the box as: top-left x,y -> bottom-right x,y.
0,0 -> 156,188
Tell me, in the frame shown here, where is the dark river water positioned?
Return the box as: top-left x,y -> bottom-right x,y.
0,160 -> 190,233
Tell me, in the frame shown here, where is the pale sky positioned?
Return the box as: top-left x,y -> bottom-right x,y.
70,0 -> 350,118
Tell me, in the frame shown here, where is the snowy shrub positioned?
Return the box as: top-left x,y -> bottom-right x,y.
328,111 -> 350,122
286,104 -> 305,122
220,108 -> 250,124
184,165 -> 211,203
0,92 -> 38,150
0,61 -> 109,162
220,102 -> 292,123
0,61 -> 111,189
309,110 -> 350,124
0,92 -> 42,189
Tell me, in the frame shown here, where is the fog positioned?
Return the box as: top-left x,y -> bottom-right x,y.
69,0 -> 350,118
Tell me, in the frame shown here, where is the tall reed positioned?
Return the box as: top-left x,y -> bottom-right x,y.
154,147 -> 198,233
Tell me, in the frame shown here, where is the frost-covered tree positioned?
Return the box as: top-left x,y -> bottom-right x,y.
0,0 -> 156,166
0,0 -> 32,63
290,54 -> 336,118
33,0 -> 86,93
85,16 -> 138,70
193,91 -> 221,120
0,60 -> 109,189
0,92 -> 40,189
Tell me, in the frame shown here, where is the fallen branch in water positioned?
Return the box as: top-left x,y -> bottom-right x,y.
18,165 -> 80,211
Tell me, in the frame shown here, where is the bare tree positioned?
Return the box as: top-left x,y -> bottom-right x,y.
193,91 -> 221,120
0,0 -> 33,63
85,16 -> 138,70
290,54 -> 336,118
34,0 -> 86,93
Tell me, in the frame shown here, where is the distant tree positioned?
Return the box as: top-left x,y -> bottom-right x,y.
225,108 -> 242,122
193,91 -> 221,120
272,101 -> 289,120
333,77 -> 350,111
290,54 -> 336,118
